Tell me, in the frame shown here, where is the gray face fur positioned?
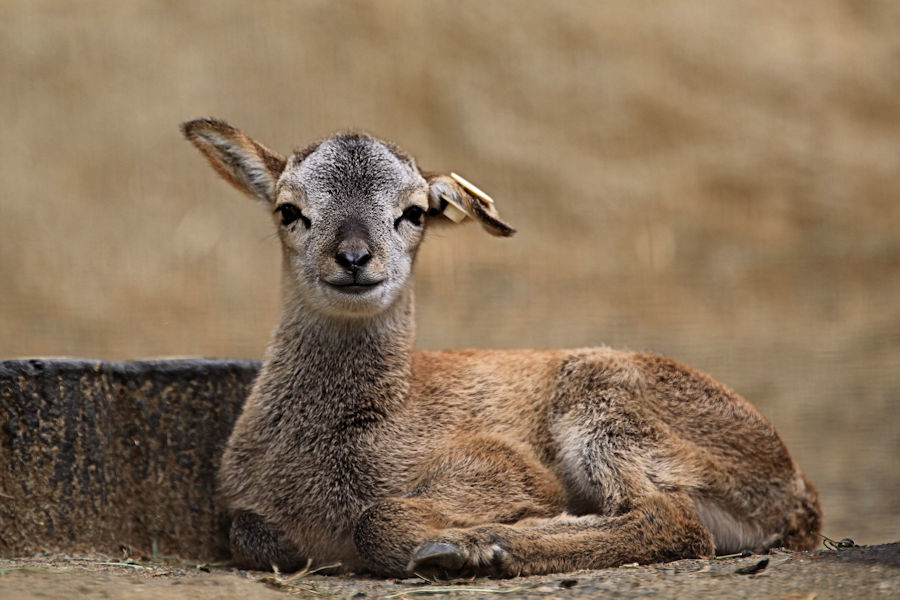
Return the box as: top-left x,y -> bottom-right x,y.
276,135 -> 430,318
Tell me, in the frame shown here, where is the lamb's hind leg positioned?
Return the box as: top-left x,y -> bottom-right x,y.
410,367 -> 716,578
409,491 -> 714,578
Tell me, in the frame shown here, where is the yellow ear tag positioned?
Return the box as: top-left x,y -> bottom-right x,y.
450,172 -> 495,205
440,172 -> 495,223
439,192 -> 471,223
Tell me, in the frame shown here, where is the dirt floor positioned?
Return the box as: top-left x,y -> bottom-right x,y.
1,542 -> 897,599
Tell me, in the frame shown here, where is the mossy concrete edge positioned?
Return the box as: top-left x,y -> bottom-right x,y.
0,358 -> 260,560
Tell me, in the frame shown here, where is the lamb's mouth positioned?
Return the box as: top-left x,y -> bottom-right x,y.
323,280 -> 385,295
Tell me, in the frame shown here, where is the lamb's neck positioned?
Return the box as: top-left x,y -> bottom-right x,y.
261,287 -> 415,425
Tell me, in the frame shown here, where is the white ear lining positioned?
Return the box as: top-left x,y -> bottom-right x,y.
200,131 -> 279,202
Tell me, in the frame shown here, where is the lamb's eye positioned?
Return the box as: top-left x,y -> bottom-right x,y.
395,205 -> 425,228
275,203 -> 310,228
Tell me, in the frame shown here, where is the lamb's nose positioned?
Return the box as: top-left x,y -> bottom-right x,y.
335,248 -> 372,270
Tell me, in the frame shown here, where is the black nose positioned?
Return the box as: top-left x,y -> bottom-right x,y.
335,248 -> 372,270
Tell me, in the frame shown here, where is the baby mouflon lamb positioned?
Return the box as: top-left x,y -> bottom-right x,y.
181,118 -> 822,578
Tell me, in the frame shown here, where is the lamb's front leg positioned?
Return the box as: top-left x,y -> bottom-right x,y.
409,492 -> 715,578
352,434 -> 566,577
353,496 -> 455,576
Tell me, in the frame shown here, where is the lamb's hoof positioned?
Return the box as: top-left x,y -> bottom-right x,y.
408,542 -> 467,580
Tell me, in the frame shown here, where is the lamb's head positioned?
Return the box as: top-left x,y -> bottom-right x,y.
181,118 -> 514,318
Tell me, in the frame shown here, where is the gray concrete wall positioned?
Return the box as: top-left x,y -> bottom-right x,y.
0,359 -> 259,560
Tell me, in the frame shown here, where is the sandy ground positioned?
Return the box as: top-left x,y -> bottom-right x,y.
1,543 -> 898,599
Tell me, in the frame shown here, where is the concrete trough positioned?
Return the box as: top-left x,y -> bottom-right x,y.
0,358 -> 259,560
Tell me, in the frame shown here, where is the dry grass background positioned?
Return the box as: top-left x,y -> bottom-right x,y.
1,1 -> 897,546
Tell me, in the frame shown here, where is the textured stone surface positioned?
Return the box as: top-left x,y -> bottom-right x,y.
0,359 -> 259,560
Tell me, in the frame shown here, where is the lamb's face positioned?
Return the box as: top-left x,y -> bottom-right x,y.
274,134 -> 430,318
182,118 -> 515,320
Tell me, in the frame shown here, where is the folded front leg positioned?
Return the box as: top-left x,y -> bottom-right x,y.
352,434 -> 566,577
408,492 -> 715,578
353,496 -> 453,576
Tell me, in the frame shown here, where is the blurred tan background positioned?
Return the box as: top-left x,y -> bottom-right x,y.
1,1 -> 897,546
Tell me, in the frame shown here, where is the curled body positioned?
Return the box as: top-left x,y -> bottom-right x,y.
183,119 -> 821,578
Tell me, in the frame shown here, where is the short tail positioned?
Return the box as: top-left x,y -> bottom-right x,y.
782,472 -> 823,551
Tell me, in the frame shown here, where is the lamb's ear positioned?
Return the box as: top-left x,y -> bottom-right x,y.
423,172 -> 515,237
181,118 -> 286,204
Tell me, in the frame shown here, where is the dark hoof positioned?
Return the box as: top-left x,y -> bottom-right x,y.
230,511 -> 306,572
408,542 -> 467,579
